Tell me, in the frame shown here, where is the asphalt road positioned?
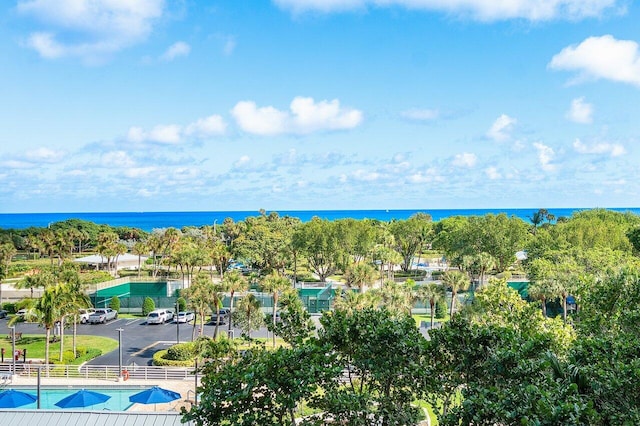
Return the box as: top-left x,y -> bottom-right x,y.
5,316 -> 271,367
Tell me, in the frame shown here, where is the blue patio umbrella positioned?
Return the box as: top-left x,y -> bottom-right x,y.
129,386 -> 181,405
55,389 -> 111,409
0,389 -> 37,408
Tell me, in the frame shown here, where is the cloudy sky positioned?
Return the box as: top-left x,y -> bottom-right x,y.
1,0 -> 639,213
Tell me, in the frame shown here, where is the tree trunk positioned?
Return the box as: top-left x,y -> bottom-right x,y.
58,317 -> 65,361
73,316 -> 77,358
450,291 -> 456,318
430,300 -> 435,328
213,305 -> 220,339
45,328 -> 51,376
228,291 -> 235,332
272,293 -> 278,348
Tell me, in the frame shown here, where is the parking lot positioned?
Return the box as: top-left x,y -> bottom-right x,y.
3,315 -> 270,367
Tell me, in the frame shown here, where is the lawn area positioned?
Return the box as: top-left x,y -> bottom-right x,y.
412,313 -> 448,328
0,334 -> 118,363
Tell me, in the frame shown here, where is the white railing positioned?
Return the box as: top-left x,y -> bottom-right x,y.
0,363 -> 194,381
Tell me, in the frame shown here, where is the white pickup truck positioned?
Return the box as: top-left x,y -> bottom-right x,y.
88,308 -> 118,324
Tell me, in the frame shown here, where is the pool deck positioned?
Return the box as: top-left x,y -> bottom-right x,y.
5,375 -> 196,412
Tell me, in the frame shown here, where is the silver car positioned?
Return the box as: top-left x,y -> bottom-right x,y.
88,308 -> 118,324
174,311 -> 195,323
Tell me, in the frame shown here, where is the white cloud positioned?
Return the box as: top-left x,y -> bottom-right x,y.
18,0 -> 165,61
233,155 -> 251,169
452,152 -> 477,168
485,166 -> 501,180
184,115 -> 227,137
102,151 -> 135,168
160,41 -> 191,61
573,139 -> 626,157
549,35 -> 640,87
148,125 -> 182,144
352,169 -> 381,182
24,147 -> 65,163
401,108 -> 439,121
231,97 -> 363,135
128,114 -> 226,144
125,167 -> 156,178
487,114 -> 516,142
273,0 -> 619,21
566,97 -> 593,123
533,142 -> 556,172
408,168 -> 443,183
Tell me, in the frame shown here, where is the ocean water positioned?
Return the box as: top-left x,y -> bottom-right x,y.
1,208 -> 639,232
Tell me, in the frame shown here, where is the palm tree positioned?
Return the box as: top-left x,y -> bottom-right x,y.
333,290 -> 381,313
527,279 -> 555,317
442,270 -> 470,317
132,241 -> 148,278
222,270 -> 248,332
475,252 -> 496,289
416,282 -> 445,328
36,284 -> 64,374
183,273 -> 215,339
379,280 -> 414,316
344,262 -> 377,292
233,293 -> 263,341
209,283 -> 226,340
261,272 -> 291,347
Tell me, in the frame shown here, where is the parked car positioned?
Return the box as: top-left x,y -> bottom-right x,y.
210,308 -> 230,325
0,309 -> 7,319
147,309 -> 174,324
79,308 -> 96,324
88,308 -> 118,324
174,311 -> 195,323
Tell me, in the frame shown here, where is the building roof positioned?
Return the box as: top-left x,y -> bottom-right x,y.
0,410 -> 192,426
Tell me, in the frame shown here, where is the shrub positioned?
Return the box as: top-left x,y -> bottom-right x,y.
142,297 -> 155,315
1,302 -> 16,313
435,301 -> 448,319
166,342 -> 196,361
152,349 -> 194,367
176,297 -> 187,312
110,295 -> 121,312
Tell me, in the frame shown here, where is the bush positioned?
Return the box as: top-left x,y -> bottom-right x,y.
435,301 -> 448,319
110,296 -> 121,312
1,302 -> 16,313
142,297 -> 155,315
166,342 -> 196,361
152,349 -> 194,367
177,297 -> 187,312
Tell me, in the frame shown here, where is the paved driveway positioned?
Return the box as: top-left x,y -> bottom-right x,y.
8,316 -> 270,366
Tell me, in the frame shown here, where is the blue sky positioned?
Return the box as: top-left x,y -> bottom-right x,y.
1,0 -> 640,213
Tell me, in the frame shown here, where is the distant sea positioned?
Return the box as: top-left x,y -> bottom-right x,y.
1,208 -> 639,232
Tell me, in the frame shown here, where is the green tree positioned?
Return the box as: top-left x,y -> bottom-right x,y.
221,270 -> 248,332
110,295 -> 121,312
185,343 -> 338,426
312,307 -> 428,425
344,262 -> 377,292
232,293 -> 263,341
182,273 -> 215,339
292,218 -> 345,282
142,296 -> 155,316
442,270 -> 470,317
266,291 -> 315,347
261,272 -> 292,347
416,282 -> 445,328
0,242 -> 16,305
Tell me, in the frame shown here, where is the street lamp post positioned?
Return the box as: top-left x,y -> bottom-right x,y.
10,326 -> 16,376
117,328 -> 123,381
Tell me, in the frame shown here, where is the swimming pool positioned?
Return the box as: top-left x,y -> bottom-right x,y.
2,387 -> 143,410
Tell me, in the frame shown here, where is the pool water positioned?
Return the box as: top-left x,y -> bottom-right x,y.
3,387 -> 139,410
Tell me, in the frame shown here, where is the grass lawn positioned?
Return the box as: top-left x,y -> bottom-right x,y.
0,334 -> 118,362
235,336 -> 289,349
412,313 -> 448,328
